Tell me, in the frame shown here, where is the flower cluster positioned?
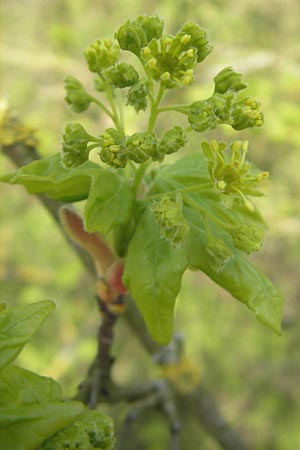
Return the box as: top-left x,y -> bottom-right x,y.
206,237 -> 232,272
202,140 -> 269,210
127,79 -> 149,112
115,15 -> 164,56
40,410 -> 115,450
233,223 -> 265,255
84,38 -> 119,73
188,93 -> 263,132
158,126 -> 187,155
213,66 -> 248,94
99,128 -> 127,168
141,22 -> 211,89
188,67 -> 263,132
64,76 -> 92,113
102,62 -> 139,88
152,195 -> 189,247
61,123 -> 94,168
126,132 -> 159,163
99,126 -> 187,168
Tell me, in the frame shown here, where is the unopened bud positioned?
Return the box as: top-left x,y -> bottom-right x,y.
244,199 -> 255,212
217,180 -> 226,190
142,46 -> 151,57
180,34 -> 191,45
148,58 -> 157,68
161,71 -> 171,81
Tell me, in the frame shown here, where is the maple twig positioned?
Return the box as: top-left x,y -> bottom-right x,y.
1,139 -> 250,450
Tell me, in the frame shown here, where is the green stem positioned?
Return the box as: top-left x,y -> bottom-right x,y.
138,57 -> 155,97
132,85 -> 166,197
145,182 -> 214,200
90,96 -> 114,120
99,75 -> 123,131
116,90 -> 125,130
147,85 -> 165,133
87,143 -> 101,152
157,105 -> 190,115
132,161 -> 151,197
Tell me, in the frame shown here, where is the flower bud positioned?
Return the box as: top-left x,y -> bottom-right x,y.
207,238 -> 232,272
99,128 -> 127,168
64,76 -> 91,113
180,34 -> 191,45
102,62 -> 139,88
84,39 -> 119,73
233,224 -> 265,254
127,79 -> 149,112
115,15 -> 164,56
153,196 -> 189,247
61,123 -> 92,168
159,126 -> 187,155
214,66 -> 248,94
231,97 -> 264,130
126,132 -> 157,163
188,99 -> 218,132
177,22 -> 212,63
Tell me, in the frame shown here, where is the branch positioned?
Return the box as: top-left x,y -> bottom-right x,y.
1,142 -> 95,275
178,386 -> 249,450
1,139 -> 250,450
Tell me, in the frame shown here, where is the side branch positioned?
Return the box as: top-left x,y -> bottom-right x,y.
1,139 -> 250,450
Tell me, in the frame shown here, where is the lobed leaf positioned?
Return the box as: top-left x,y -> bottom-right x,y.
0,300 -> 55,371
185,208 -> 282,334
147,153 -> 282,334
1,153 -> 133,235
84,170 -> 133,234
0,364 -> 84,450
1,153 -> 93,202
123,208 -> 188,345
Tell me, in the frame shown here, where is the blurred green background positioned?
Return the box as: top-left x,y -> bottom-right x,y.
1,1 -> 300,449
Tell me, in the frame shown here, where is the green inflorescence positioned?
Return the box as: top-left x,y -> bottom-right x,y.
152,195 -> 189,247
1,15 -> 283,345
59,14 -> 270,261
201,139 -> 269,211
40,410 -> 115,450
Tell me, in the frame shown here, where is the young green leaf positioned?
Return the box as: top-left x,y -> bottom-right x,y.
123,208 -> 188,345
0,300 -> 55,371
1,153 -> 94,202
84,171 -> 133,235
185,207 -> 282,334
0,364 -> 84,450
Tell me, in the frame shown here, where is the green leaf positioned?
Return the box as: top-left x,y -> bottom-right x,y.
150,152 -> 265,237
147,153 -> 282,334
1,153 -> 94,202
0,300 -> 55,371
84,170 -> 133,234
185,207 -> 282,334
123,208 -> 188,344
0,364 -> 84,450
1,153 -> 133,234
